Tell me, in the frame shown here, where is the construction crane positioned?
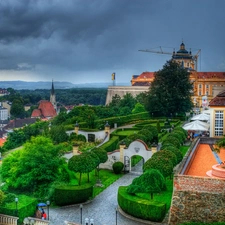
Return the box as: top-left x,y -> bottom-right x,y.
138,46 -> 201,71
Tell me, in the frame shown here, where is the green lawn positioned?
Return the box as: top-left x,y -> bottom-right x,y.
115,129 -> 140,136
68,169 -> 123,198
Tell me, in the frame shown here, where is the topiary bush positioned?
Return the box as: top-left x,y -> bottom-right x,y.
112,161 -> 124,174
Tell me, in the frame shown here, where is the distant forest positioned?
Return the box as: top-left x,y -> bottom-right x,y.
15,88 -> 108,106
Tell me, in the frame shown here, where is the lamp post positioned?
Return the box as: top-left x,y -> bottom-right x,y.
80,204 -> 83,225
46,200 -> 50,220
15,197 -> 18,217
116,207 -> 118,225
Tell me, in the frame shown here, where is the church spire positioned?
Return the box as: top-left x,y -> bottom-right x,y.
50,80 -> 56,111
51,79 -> 55,95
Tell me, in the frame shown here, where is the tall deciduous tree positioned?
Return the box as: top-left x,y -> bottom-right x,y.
145,60 -> 193,116
1,136 -> 63,194
10,98 -> 25,118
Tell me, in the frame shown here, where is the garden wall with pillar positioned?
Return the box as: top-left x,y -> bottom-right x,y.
168,175 -> 225,225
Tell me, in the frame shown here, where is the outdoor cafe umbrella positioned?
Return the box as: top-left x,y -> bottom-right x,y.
201,109 -> 210,115
190,113 -> 210,122
182,120 -> 210,131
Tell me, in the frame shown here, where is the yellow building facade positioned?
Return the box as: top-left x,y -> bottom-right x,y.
131,42 -> 225,108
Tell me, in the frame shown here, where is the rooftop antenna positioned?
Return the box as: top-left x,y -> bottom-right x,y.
112,72 -> 116,86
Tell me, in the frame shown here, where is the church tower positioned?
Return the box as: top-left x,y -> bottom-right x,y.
50,80 -> 57,111
172,42 -> 195,71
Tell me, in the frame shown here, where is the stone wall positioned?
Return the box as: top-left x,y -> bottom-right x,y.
105,86 -> 149,105
169,175 -> 225,224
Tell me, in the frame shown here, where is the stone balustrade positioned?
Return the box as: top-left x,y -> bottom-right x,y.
0,214 -> 18,225
26,217 -> 50,225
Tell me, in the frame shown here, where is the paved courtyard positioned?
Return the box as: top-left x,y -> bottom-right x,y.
48,172 -> 167,225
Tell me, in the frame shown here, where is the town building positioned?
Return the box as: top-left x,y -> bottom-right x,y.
209,89 -> 225,137
106,42 -> 225,107
0,103 -> 9,121
31,81 -> 57,120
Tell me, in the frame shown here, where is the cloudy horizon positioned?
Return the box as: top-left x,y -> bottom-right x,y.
0,0 -> 225,84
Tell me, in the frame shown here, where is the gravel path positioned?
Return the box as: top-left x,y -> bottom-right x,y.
48,172 -> 166,225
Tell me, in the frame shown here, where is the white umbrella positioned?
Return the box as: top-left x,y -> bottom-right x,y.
190,113 -> 210,122
201,109 -> 210,115
182,120 -> 210,131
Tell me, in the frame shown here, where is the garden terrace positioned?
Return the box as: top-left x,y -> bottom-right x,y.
169,137 -> 225,225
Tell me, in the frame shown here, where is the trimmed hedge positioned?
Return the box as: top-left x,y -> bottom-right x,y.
118,186 -> 166,222
112,161 -> 124,174
54,184 -> 93,206
100,136 -> 120,152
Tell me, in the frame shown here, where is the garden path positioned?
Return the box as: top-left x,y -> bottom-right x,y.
48,172 -> 166,225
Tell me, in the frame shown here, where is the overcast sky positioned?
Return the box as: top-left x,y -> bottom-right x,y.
0,0 -> 225,84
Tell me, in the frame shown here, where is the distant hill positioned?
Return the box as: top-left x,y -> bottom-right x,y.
0,81 -> 130,90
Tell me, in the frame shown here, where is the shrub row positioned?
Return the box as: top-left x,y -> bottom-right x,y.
118,186 -> 166,222
54,184 -> 93,206
100,136 -> 120,152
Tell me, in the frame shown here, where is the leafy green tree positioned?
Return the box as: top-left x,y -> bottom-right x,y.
152,150 -> 177,167
162,136 -> 181,149
119,93 -> 137,110
1,136 -> 64,196
109,94 -> 121,107
49,125 -> 69,144
145,60 -> 193,116
143,153 -> 174,178
127,169 -> 166,199
143,125 -> 158,144
81,107 -> 98,129
68,151 -> 99,185
2,129 -> 26,151
215,137 -> 225,152
138,129 -> 153,146
132,102 -> 146,114
135,92 -> 148,105
160,145 -> 183,163
51,111 -> 68,125
92,147 -> 108,178
10,98 -> 25,118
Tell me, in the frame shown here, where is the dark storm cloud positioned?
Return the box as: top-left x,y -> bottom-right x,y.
0,0 -> 224,83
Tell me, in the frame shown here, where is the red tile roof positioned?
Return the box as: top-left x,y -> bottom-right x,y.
209,90 -> 225,106
31,109 -> 42,117
31,100 -> 57,119
0,138 -> 6,146
137,72 -> 155,79
196,72 -> 225,79
133,71 -> 225,80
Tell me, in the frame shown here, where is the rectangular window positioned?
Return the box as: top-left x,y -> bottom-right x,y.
215,111 -> 224,136
199,84 -> 202,88
206,84 -> 209,88
199,91 -> 201,96
206,91 -> 208,96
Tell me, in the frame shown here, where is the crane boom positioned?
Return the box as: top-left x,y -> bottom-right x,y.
138,49 -> 172,55
138,45 -> 201,71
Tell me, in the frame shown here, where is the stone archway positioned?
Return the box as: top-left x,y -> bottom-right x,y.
122,139 -> 154,173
